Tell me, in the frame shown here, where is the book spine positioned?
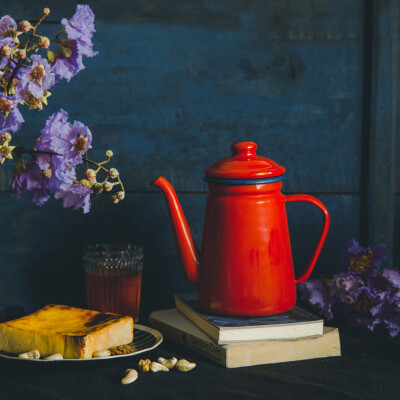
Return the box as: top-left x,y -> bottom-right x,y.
149,316 -> 227,366
174,296 -> 219,342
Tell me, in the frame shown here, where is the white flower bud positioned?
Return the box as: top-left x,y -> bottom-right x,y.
103,182 -> 113,192
92,183 -> 103,194
116,191 -> 125,201
20,20 -> 32,33
109,168 -> 119,179
43,8 -> 50,16
0,45 -> 12,57
106,150 -> 113,158
38,36 -> 50,49
111,195 -> 119,204
80,179 -> 92,188
84,169 -> 97,182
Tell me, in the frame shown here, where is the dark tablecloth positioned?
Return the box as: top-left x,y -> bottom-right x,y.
0,327 -> 399,400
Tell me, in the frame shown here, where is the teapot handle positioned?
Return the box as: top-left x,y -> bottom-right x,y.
284,195 -> 330,284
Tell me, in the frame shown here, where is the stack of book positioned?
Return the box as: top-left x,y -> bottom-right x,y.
149,295 -> 341,368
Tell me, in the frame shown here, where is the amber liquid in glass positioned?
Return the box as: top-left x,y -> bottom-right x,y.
85,272 -> 142,322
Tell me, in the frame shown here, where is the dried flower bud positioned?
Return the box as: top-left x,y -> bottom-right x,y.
1,132 -> 11,142
0,97 -> 13,113
109,168 -> 119,179
38,36 -> 50,49
43,8 -> 50,16
92,183 -> 103,194
111,194 -> 119,204
116,191 -> 125,201
46,50 -> 55,62
20,20 -> 32,33
103,182 -> 113,192
16,49 -> 26,59
0,45 -> 12,57
80,179 -> 92,188
84,169 -> 97,182
105,150 -> 113,158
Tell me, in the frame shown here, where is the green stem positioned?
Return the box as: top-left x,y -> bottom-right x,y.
117,176 -> 125,192
83,157 -> 109,174
26,43 -> 39,53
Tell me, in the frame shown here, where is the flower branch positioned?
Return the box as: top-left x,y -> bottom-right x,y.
0,6 -> 124,213
299,239 -> 400,337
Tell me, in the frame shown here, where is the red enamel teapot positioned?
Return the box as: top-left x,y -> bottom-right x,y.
152,141 -> 329,316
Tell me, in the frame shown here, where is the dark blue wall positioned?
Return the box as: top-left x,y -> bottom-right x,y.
0,1 -> 398,319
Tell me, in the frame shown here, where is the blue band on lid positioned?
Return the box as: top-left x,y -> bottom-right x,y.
204,175 -> 286,185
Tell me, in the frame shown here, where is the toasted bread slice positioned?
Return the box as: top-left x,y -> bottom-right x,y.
0,304 -> 134,359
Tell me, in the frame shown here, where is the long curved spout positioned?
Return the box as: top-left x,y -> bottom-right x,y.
151,177 -> 200,287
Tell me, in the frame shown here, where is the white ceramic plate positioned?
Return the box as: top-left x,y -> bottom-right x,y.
0,324 -> 163,362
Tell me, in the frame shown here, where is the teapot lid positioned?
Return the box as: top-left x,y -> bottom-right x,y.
205,141 -> 285,182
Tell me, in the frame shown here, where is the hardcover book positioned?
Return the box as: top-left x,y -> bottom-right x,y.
175,295 -> 324,344
149,308 -> 341,368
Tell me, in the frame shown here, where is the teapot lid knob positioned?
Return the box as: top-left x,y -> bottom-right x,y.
205,141 -> 285,180
231,142 -> 257,159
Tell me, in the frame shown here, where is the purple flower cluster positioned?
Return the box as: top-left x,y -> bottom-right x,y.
51,5 -> 98,82
10,110 -> 93,213
0,7 -> 124,212
17,54 -> 55,99
299,240 -> 400,337
0,5 -> 97,138
11,160 -> 49,206
0,6 -> 102,213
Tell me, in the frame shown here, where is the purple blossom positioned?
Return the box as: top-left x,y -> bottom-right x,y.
40,109 -> 69,142
35,110 -> 69,170
300,237 -> 400,336
0,54 -> 7,69
379,269 -> 400,289
298,280 -> 333,319
55,183 -> 92,213
0,16 -> 17,46
0,94 -> 24,133
383,313 -> 400,337
18,55 -> 55,99
10,161 -> 50,206
50,39 -> 85,82
38,109 -> 92,166
356,287 -> 387,316
331,271 -> 365,304
12,110 -> 93,211
339,239 -> 388,274
47,156 -> 76,193
61,5 -> 98,58
36,111 -> 80,192
54,119 -> 92,165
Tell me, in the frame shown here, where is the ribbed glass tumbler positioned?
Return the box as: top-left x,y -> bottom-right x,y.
83,243 -> 144,322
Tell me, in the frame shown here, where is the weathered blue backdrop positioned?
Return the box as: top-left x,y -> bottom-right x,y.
0,1 -> 398,318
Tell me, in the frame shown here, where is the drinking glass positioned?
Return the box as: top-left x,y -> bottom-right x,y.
83,243 -> 144,322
